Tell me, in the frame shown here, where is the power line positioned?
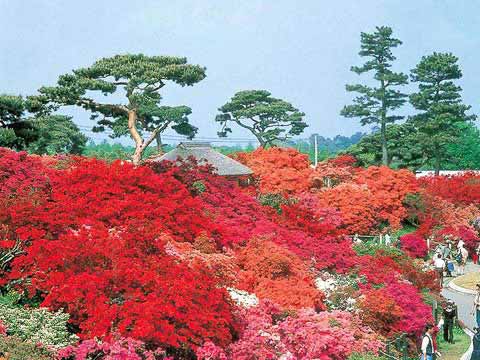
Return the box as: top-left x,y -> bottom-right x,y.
77,126 -> 259,143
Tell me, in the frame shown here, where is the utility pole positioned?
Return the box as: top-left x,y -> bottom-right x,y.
314,134 -> 318,168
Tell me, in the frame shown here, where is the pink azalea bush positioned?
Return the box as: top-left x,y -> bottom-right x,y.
227,301 -> 383,359
56,337 -> 171,360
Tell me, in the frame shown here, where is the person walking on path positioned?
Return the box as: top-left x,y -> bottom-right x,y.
471,327 -> 480,360
442,299 -> 457,343
421,324 -> 440,360
472,284 -> 480,328
434,253 -> 445,287
458,245 -> 469,275
474,243 -> 480,265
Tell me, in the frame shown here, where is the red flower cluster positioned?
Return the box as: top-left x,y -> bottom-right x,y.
399,233 -> 428,258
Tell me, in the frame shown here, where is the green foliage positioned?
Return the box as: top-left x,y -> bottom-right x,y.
409,52 -> 476,174
27,115 -> 87,155
345,123 -> 424,169
82,141 -> 167,161
0,335 -> 53,360
216,90 -> 307,147
0,95 -> 38,150
353,242 -> 404,258
257,193 -> 294,213
444,122 -> 480,169
341,26 -> 408,165
437,325 -> 470,359
191,180 -> 207,194
0,293 -> 77,348
36,54 -> 206,163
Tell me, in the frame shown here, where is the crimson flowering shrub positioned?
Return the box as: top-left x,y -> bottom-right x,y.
10,226 -> 235,350
0,148 -> 49,200
0,156 -> 236,353
358,287 -> 403,336
419,173 -> 480,206
399,233 -> 428,258
359,282 -> 433,338
383,282 -> 433,337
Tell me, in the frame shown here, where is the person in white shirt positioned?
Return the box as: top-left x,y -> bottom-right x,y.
472,283 -> 480,328
421,324 -> 439,360
433,253 -> 445,287
458,245 -> 469,275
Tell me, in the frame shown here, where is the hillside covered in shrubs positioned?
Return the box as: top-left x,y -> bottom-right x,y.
0,147 -> 479,359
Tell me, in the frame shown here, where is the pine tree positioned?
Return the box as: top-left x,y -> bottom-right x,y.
341,26 -> 408,165
409,52 -> 476,175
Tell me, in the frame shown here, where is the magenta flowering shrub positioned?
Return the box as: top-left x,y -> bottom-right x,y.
399,233 -> 428,258
56,337 -> 172,360
227,301 -> 383,359
0,320 -> 6,335
384,282 -> 433,338
278,310 -> 383,359
196,341 -> 228,360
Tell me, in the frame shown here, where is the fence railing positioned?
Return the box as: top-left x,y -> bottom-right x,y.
378,333 -> 409,360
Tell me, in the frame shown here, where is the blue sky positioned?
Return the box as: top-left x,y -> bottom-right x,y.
1,0 -> 479,144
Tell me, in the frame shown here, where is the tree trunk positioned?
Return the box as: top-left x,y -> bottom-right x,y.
255,134 -> 266,148
128,109 -> 144,165
434,154 -> 441,176
380,79 -> 388,166
381,121 -> 388,166
156,133 -> 163,153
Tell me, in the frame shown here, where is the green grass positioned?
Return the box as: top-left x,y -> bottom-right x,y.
392,224 -> 417,239
437,326 -> 471,360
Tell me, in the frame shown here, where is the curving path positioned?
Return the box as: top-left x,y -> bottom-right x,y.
442,263 -> 480,331
441,262 -> 480,359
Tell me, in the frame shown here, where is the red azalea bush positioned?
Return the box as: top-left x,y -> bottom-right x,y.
419,173 -> 480,206
236,238 -> 325,310
0,148 -> 49,199
359,282 -> 433,338
399,233 -> 428,258
232,147 -> 313,194
358,287 -> 404,336
1,156 -> 236,352
11,226 -> 235,350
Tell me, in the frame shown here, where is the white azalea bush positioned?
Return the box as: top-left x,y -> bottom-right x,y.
227,288 -> 259,308
0,292 -> 77,349
315,272 -> 361,312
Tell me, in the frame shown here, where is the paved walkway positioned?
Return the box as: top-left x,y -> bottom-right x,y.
441,262 -> 480,360
442,263 -> 480,331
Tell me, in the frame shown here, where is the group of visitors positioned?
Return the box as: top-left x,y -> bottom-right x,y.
432,239 -> 470,287
421,300 -> 457,360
